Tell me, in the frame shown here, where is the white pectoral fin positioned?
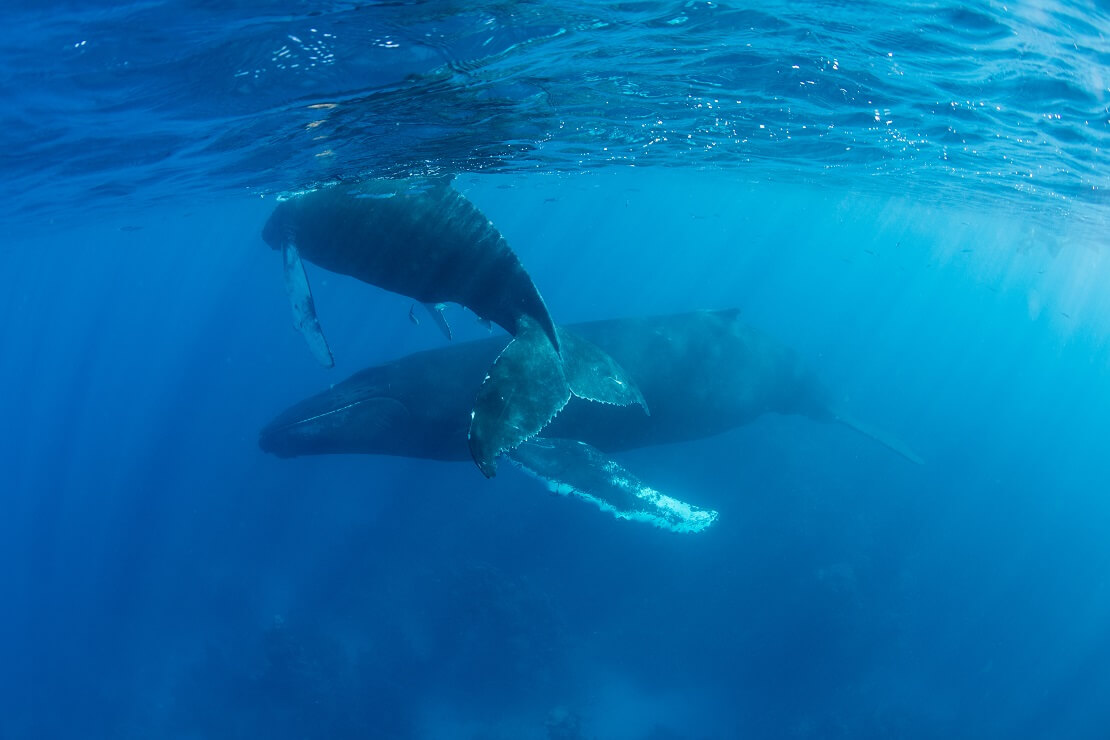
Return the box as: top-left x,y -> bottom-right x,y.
422,302 -> 453,340
282,240 -> 334,368
833,411 -> 924,465
507,437 -> 718,533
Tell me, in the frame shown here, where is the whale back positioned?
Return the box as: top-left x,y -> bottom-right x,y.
262,181 -> 559,349
544,310 -> 831,450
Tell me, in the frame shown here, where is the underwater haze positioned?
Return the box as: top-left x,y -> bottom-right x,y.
2,1 -> 1110,738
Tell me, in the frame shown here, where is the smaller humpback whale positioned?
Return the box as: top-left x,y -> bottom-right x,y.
259,310 -> 922,533
261,178 -> 560,365
261,178 -> 647,456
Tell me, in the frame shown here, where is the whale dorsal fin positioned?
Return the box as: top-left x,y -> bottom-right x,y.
282,239 -> 334,368
507,437 -> 717,533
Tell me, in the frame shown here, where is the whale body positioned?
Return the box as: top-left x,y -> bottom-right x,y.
262,179 -> 560,364
260,309 -> 920,532
260,309 -> 823,458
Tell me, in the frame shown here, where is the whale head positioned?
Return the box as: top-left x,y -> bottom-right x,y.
258,369 -> 416,458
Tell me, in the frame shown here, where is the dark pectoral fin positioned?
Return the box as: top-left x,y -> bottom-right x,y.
282,240 -> 334,368
468,321 -> 570,478
507,438 -> 718,533
558,328 -> 649,414
421,302 -> 453,340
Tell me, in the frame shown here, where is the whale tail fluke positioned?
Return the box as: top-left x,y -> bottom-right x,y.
468,320 -> 570,478
468,319 -> 648,477
561,328 -> 650,414
832,411 -> 924,465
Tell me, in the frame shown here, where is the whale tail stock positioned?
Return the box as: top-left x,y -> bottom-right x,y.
832,411 -> 924,465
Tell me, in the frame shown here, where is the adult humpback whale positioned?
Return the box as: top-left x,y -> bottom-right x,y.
261,178 -> 560,366
260,310 -> 922,533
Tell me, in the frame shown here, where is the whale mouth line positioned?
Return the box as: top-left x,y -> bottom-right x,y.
274,395 -> 410,432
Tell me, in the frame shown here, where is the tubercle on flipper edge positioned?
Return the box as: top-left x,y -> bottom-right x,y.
506,438 -> 718,533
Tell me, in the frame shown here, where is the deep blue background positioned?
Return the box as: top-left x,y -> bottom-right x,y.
3,169 -> 1109,738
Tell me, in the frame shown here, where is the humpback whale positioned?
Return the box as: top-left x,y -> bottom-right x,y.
262,178 -> 649,457
261,178 -> 560,365
260,310 -> 921,533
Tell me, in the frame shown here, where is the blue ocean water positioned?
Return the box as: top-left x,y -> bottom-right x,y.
2,1 -> 1109,738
